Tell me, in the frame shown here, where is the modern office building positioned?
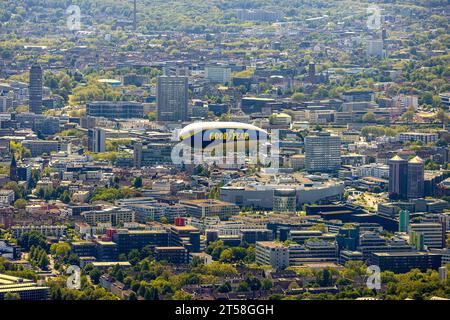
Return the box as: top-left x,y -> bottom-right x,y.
410,223 -> 444,249
112,229 -> 170,254
169,225 -> 201,253
289,230 -> 335,245
358,233 -> 415,262
370,251 -> 442,273
407,156 -> 424,199
256,239 -> 337,268
305,133 -> 341,172
355,163 -> 389,179
128,203 -> 187,223
156,75 -> 189,122
205,65 -> 232,84
88,128 -> 106,153
255,241 -> 289,269
388,155 -> 408,199
154,247 -> 189,264
86,101 -> 144,119
378,199 -> 449,216
95,241 -> 118,261
289,154 -> 305,170
397,132 -> 439,144
31,115 -> 60,135
270,113 -> 292,126
0,274 -> 49,300
240,229 -> 273,244
71,241 -> 97,257
16,113 -> 60,135
82,207 -> 135,226
133,142 -> 173,168
71,241 -> 117,261
22,140 -> 65,157
11,225 -> 67,238
289,240 -> 338,265
340,250 -> 364,265
29,63 -> 43,114
336,225 -> 360,252
240,97 -> 276,114
341,90 -> 374,102
179,199 -> 239,220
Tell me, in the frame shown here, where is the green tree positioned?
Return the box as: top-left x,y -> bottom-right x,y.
362,112 -> 377,123
144,286 -> 159,300
246,274 -> 262,292
18,231 -> 46,251
89,268 -> 102,284
13,199 -> 27,209
219,248 -> 233,263
316,268 -> 332,287
217,282 -> 232,293
38,252 -> 50,270
261,279 -> 273,291
50,243 -> 71,262
133,176 -> 143,188
172,290 -> 193,300
159,216 -> 168,224
237,281 -> 249,292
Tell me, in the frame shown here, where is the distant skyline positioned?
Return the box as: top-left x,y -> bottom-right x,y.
0,0 -> 448,303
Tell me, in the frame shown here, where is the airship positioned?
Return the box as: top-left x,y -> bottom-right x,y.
178,121 -> 268,149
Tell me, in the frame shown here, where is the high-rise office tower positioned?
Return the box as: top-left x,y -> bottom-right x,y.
29,63 -> 43,114
399,210 -> 410,233
388,155 -> 408,199
305,133 -> 341,172
157,75 -> 189,122
407,156 -> 424,199
88,128 -> 106,153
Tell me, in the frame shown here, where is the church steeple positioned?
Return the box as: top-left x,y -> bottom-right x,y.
10,153 -> 18,181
